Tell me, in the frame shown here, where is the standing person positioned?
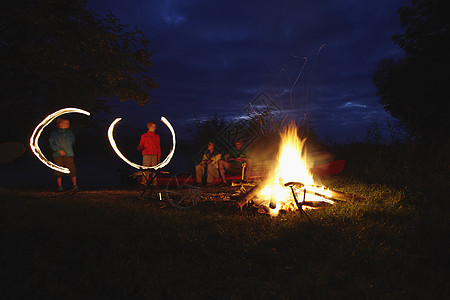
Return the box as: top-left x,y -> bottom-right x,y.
195,141 -> 221,185
218,138 -> 252,185
49,117 -> 78,192
137,121 -> 161,187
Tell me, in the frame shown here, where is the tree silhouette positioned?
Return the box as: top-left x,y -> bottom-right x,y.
0,0 -> 158,140
372,0 -> 450,140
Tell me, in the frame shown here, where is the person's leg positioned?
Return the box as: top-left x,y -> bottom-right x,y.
244,158 -> 253,180
65,157 -> 77,189
218,160 -> 230,183
195,164 -> 205,183
149,155 -> 158,185
141,155 -> 151,185
54,156 -> 64,190
56,176 -> 63,189
70,176 -> 78,191
206,165 -> 219,183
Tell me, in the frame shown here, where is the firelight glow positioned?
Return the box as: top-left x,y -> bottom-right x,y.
29,108 -> 91,174
258,124 -> 333,216
107,116 -> 176,170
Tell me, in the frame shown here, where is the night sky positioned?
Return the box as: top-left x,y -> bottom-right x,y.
88,0 -> 405,143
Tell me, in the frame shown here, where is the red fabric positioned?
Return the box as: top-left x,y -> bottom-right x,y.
138,160 -> 346,186
138,132 -> 161,158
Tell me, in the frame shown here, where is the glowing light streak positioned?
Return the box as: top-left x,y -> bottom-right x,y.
108,116 -> 176,170
30,108 -> 90,174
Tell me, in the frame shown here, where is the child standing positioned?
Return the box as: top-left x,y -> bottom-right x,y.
137,121 -> 161,186
49,117 -> 78,192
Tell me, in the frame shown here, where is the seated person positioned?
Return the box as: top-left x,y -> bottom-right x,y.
219,138 -> 252,184
195,141 -> 221,185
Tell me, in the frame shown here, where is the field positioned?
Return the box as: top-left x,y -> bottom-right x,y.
1,142 -> 449,299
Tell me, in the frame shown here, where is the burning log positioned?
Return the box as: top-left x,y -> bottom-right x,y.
236,180 -> 365,212
328,189 -> 366,202
284,182 -> 366,202
235,178 -> 279,210
236,181 -> 268,210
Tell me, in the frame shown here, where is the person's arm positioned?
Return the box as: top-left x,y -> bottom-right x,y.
67,131 -> 76,155
49,132 -> 59,152
49,132 -> 64,152
70,130 -> 75,144
237,155 -> 247,162
137,135 -> 144,151
157,135 -> 161,161
211,153 -> 222,167
236,149 -> 248,161
49,131 -> 66,156
200,153 -> 208,164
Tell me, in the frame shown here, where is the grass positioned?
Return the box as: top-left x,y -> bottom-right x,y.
1,142 -> 449,299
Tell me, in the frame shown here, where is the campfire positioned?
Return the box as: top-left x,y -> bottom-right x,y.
255,125 -> 333,216
237,124 -> 361,216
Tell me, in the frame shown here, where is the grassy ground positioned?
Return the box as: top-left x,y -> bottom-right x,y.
1,143 -> 449,299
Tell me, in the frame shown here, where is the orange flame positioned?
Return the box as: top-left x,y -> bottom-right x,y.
258,124 -> 332,216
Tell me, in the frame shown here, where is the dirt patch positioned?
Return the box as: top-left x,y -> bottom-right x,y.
12,182 -> 334,216
13,184 -> 264,214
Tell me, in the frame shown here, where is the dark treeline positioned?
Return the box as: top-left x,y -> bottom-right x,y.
0,0 -> 157,142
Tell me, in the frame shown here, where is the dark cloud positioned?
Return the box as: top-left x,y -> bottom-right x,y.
88,0 -> 405,143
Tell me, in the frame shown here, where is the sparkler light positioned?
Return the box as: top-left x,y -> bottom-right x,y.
30,108 -> 91,174
108,116 -> 176,170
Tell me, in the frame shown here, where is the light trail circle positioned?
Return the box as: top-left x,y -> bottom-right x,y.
108,116 -> 176,170
29,108 -> 91,174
